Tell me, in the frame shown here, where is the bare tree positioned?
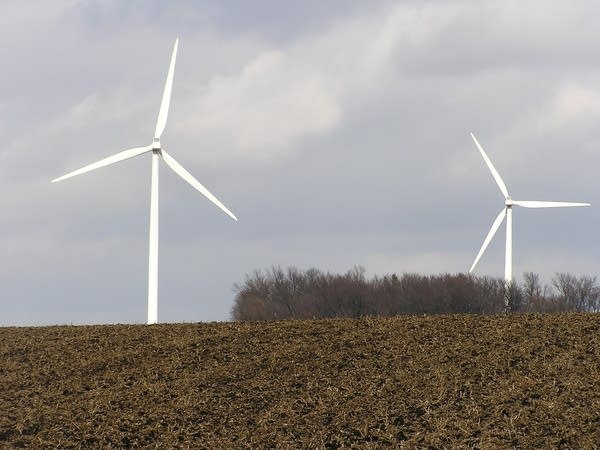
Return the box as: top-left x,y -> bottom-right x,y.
521,272 -> 559,312
230,267 -> 599,320
552,273 -> 600,312
523,272 -> 542,299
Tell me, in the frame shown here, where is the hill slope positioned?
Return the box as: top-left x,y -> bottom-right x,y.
2,314 -> 600,448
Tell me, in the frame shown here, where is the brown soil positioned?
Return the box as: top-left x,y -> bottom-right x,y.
2,313 -> 600,448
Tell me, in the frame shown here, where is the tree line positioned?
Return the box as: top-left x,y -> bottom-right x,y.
230,266 -> 600,321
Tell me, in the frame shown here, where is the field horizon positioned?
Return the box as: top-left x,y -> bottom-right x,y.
2,313 -> 600,448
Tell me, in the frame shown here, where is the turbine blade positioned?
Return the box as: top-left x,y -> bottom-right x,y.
154,38 -> 179,140
52,146 -> 152,183
469,208 -> 506,273
161,149 -> 238,221
470,132 -> 509,198
512,200 -> 591,208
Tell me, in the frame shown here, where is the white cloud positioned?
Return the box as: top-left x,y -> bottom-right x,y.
47,88 -> 153,136
0,0 -> 78,30
173,3 -> 459,164
179,50 -> 341,161
537,83 -> 600,132
1,88 -> 151,176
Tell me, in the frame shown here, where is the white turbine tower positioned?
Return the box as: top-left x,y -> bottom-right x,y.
468,133 -> 589,307
52,39 -> 238,324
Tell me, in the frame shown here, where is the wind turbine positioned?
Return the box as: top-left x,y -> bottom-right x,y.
468,132 -> 589,307
52,39 -> 237,324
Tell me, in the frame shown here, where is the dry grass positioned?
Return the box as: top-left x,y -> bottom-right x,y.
2,313 -> 600,448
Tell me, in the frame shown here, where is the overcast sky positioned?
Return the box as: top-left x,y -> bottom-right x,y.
2,0 -> 600,326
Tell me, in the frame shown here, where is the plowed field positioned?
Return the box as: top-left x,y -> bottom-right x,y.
2,313 -> 600,448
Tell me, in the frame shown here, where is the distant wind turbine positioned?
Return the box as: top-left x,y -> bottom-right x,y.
468,132 -> 589,307
52,39 -> 238,324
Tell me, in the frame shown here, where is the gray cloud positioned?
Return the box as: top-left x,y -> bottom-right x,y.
1,1 -> 599,325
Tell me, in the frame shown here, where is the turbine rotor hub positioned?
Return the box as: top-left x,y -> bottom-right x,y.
505,197 -> 513,206
152,138 -> 161,151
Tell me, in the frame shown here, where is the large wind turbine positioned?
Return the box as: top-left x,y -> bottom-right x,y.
52,39 -> 237,324
468,132 -> 589,305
